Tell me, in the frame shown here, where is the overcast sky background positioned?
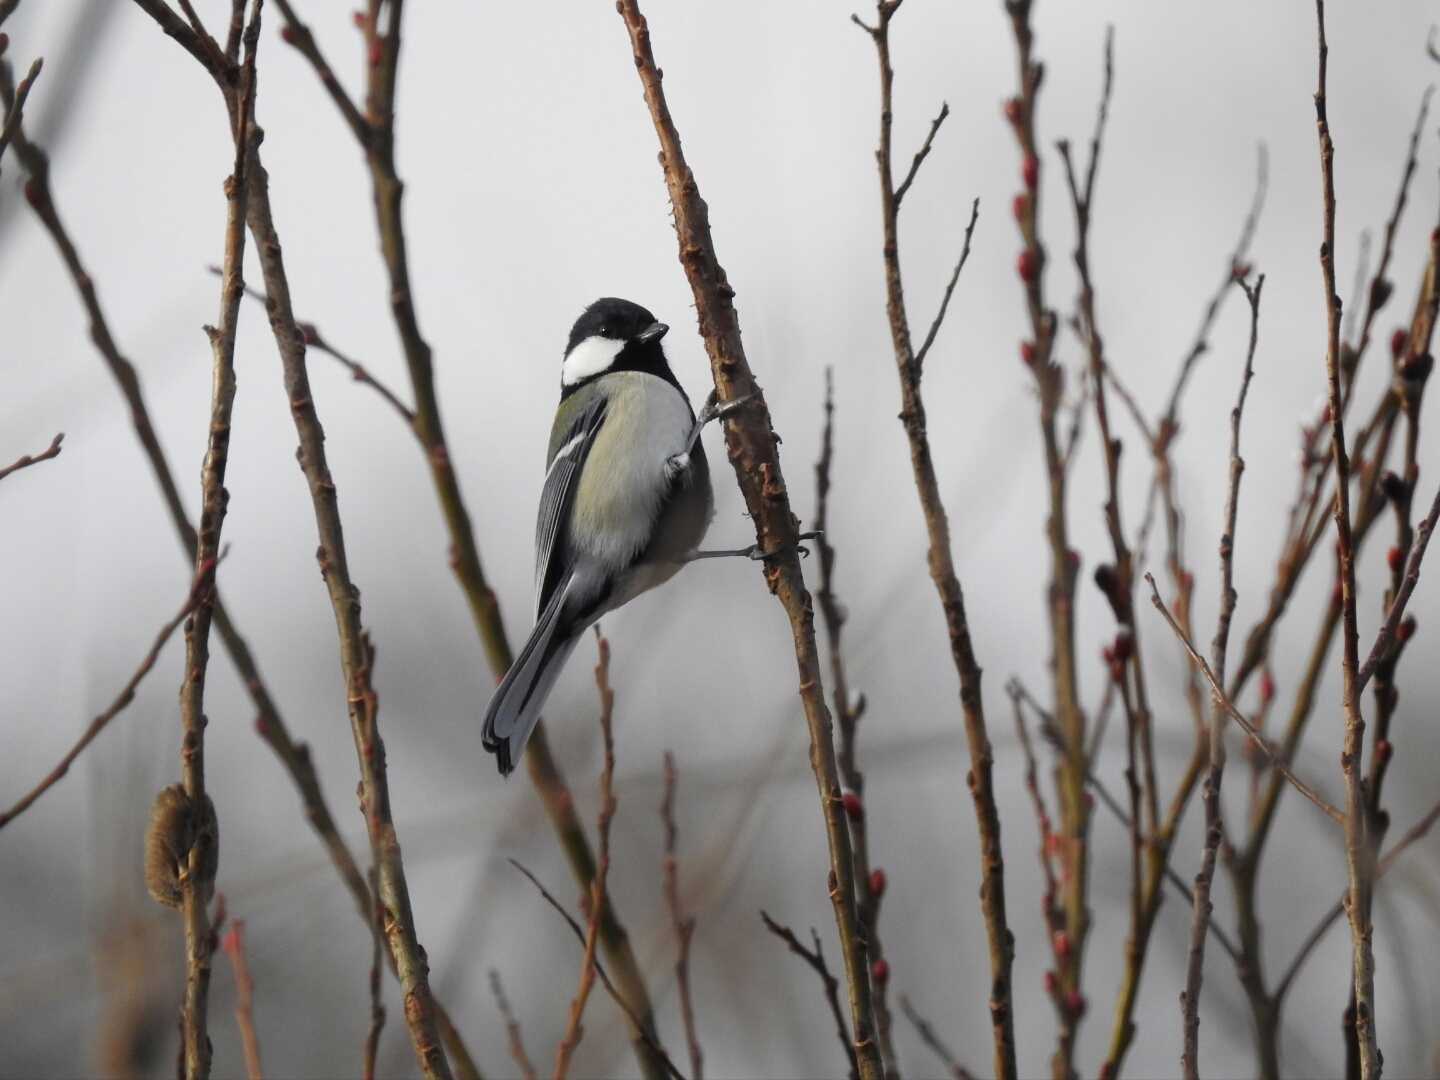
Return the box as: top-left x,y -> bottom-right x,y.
2,1 -> 1439,1077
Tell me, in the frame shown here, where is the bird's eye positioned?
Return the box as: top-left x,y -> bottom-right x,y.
601,325 -> 612,337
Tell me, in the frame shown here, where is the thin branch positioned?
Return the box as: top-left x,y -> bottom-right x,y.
857,3 -> 1014,1074
1313,4 -> 1379,1073
270,0 -> 370,144
912,198 -> 980,373
661,753 -> 703,1080
893,100 -> 948,207
1355,481 -> 1439,693
489,972 -> 537,1080
1145,574 -> 1344,825
614,6 -> 880,1078
220,918 -> 264,1080
507,860 -> 687,1080
0,54 -> 39,175
1181,274 -> 1263,1080
0,559 -> 218,829
0,431 -> 63,482
759,913 -> 858,1080
812,370 -> 897,1077
364,867 -> 386,1080
554,631 -> 618,1080
218,270 -> 417,425
897,995 -> 975,1080
175,11 -> 260,1071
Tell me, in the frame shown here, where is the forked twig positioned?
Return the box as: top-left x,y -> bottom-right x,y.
1145,574 -> 1344,825
759,913 -> 858,1080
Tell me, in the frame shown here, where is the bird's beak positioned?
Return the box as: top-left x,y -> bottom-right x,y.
636,321 -> 669,344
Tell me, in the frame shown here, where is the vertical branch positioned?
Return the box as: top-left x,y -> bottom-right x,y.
364,867 -> 387,1080
852,4 -> 1015,1075
1000,4 -> 1087,1073
220,918 -> 264,1080
813,370 -> 897,1077
553,632 -> 618,1080
661,753 -> 703,1080
1311,6 -> 1378,1075
176,12 -> 260,1074
1180,275 -> 1263,1079
612,6 -> 882,1078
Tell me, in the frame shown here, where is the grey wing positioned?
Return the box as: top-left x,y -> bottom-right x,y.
534,396 -> 608,619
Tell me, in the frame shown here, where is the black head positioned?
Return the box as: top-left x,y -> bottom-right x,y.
561,297 -> 676,394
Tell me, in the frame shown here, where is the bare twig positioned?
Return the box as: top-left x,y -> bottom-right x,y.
661,753 -> 703,1080
489,972 -> 537,1080
0,431 -> 63,482
897,996 -> 975,1080
364,867 -> 386,1080
760,913 -> 858,1080
1356,482 -> 1439,693
893,101 -> 948,207
507,860 -> 686,1080
220,918 -> 264,1080
997,4 -> 1094,1069
554,631 -> 618,1080
1181,274 -> 1263,1080
1312,6 -> 1379,1073
0,53 -> 38,174
219,271 -> 417,424
0,559 -> 218,829
613,6 -> 880,1077
175,12 -> 260,1071
813,370 -> 896,1076
1145,574 -> 1344,825
855,5 -> 1013,1074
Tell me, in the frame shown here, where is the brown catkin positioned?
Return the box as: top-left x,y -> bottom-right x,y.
144,785 -> 218,909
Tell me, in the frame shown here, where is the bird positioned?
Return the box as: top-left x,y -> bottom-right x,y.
482,297 -> 736,776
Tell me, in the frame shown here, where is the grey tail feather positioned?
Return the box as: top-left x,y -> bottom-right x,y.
482,585 -> 580,776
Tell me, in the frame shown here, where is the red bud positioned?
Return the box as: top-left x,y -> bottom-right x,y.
1375,739 -> 1393,765
1397,616 -> 1417,643
1180,570 -> 1194,592
1022,155 -> 1039,190
1112,633 -> 1134,662
353,10 -> 369,28
368,37 -> 383,66
299,322 -> 320,346
1004,98 -> 1023,125
1260,669 -> 1276,705
1388,546 -> 1404,573
1082,791 -> 1095,810
1021,340 -> 1037,366
1013,192 -> 1029,223
842,791 -> 864,821
1018,249 -> 1038,281
280,24 -> 297,44
1066,550 -> 1081,573
1392,328 -> 1409,359
1043,970 -> 1059,994
1065,989 -> 1087,1016
871,958 -> 890,985
23,178 -> 40,209
1231,261 -> 1252,281
1053,930 -> 1072,959
869,868 -> 888,898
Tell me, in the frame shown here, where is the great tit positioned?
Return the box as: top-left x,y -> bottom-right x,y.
482,297 -> 721,775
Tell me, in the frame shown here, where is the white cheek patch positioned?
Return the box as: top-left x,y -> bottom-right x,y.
562,335 -> 626,386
